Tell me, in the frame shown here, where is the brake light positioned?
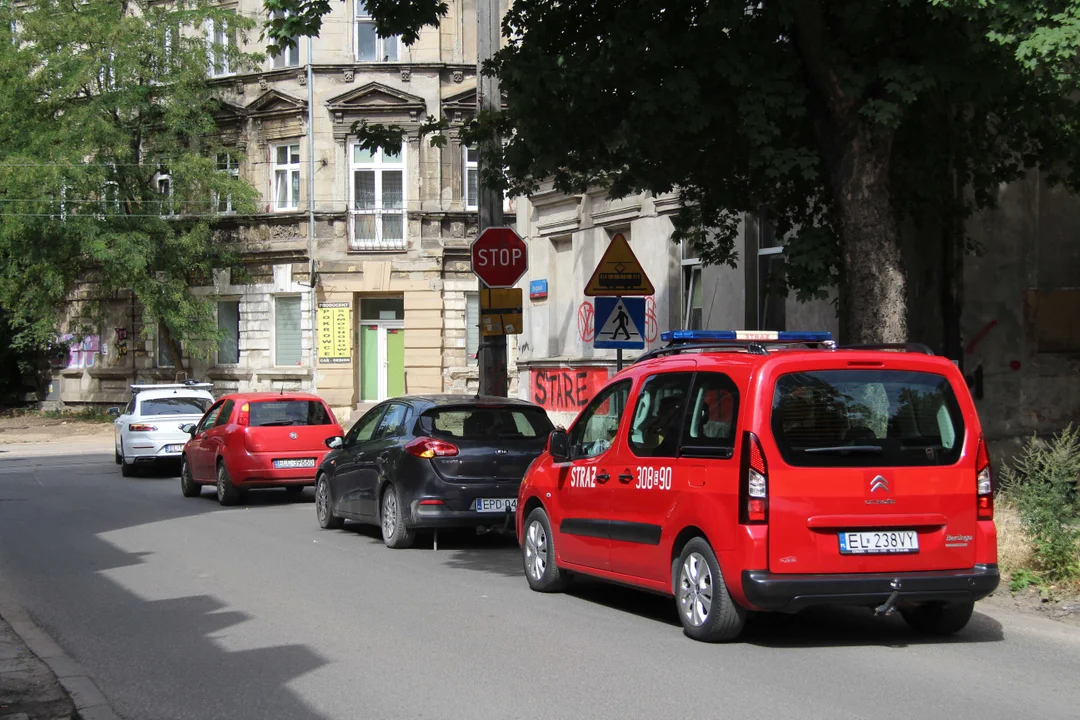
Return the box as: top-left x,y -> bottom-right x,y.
128,424 -> 157,432
405,437 -> 459,458
976,435 -> 993,520
740,432 -> 768,524
237,403 -> 249,427
418,499 -> 445,506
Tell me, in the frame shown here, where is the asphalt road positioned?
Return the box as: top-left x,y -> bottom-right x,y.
1,442 -> 1080,720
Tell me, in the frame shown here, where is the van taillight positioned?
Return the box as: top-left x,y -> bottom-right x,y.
237,403 -> 249,426
740,432 -> 768,524
976,435 -> 993,520
405,437 -> 459,459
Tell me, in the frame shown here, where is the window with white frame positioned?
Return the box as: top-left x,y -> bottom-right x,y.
274,296 -> 303,366
270,11 -> 300,68
205,18 -> 233,77
216,152 -> 239,213
217,300 -> 240,364
682,241 -> 703,330
756,215 -> 786,331
350,142 -> 406,251
273,144 -> 301,211
355,0 -> 399,61
465,292 -> 479,365
463,145 -> 478,211
154,167 -> 175,216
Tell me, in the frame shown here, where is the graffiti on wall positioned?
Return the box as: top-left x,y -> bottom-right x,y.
115,327 -> 129,359
576,302 -> 595,343
58,334 -> 101,368
532,367 -> 609,412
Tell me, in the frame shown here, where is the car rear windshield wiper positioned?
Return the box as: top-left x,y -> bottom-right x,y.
802,445 -> 883,454
257,420 -> 297,427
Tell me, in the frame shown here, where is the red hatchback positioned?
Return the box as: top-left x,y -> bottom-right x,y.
516,331 -> 999,642
179,393 -> 344,506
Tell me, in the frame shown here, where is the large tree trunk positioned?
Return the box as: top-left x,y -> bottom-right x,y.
830,128 -> 908,344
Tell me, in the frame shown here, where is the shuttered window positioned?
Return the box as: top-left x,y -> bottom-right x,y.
275,296 -> 303,366
466,292 -> 479,365
217,300 -> 240,365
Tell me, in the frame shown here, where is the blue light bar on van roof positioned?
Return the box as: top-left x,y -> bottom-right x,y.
661,330 -> 833,343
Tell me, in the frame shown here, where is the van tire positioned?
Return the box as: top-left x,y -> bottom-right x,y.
673,538 -> 746,642
522,507 -> 568,592
900,600 -> 975,635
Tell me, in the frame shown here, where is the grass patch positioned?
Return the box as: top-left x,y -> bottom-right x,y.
1,406 -> 115,424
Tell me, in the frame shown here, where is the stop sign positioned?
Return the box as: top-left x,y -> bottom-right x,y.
471,226 -> 528,288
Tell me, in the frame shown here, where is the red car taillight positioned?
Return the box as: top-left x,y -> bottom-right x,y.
405,437 -> 459,458
740,432 -> 768,524
236,402 -> 250,426
976,435 -> 993,520
128,424 -> 157,432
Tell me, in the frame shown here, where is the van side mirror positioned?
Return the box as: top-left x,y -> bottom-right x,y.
548,429 -> 570,463
180,423 -> 196,435
107,407 -> 121,417
325,436 -> 343,449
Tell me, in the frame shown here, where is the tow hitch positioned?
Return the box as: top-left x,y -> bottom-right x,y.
874,579 -> 903,616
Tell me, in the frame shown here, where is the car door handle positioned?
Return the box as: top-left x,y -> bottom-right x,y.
596,472 -> 610,483
618,473 -> 634,484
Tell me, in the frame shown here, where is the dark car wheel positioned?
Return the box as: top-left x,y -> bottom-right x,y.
522,507 -> 568,592
120,443 -> 136,477
900,601 -> 975,636
216,461 -> 242,507
380,483 -> 415,549
180,457 -> 201,498
315,474 -> 344,530
673,538 -> 746,643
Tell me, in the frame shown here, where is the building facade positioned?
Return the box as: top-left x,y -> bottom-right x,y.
51,0 -> 514,420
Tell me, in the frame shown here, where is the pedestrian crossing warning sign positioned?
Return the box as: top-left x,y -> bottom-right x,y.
584,233 -> 655,297
593,297 -> 646,350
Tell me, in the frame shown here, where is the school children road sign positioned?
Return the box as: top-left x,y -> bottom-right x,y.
593,297 -> 646,350
584,233 -> 655,297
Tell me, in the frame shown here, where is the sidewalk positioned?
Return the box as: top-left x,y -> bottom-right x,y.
0,598 -> 119,720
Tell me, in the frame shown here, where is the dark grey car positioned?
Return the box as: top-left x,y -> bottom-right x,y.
314,395 -> 554,548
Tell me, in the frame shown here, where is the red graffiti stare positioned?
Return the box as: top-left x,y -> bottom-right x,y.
645,296 -> 658,344
532,367 -> 608,412
577,301 -> 595,342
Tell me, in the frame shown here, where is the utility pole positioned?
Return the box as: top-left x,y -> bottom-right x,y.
476,0 -> 508,397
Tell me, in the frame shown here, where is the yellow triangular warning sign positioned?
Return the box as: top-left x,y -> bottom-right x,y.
584,233 -> 655,297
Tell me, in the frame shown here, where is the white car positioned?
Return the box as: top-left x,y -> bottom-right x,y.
111,384 -> 214,476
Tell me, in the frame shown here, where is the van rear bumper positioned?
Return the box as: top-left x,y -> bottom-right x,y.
741,564 -> 1000,612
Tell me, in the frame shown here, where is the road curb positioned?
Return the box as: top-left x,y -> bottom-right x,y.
0,594 -> 122,720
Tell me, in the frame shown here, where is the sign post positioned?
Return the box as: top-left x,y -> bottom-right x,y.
470,226 -> 528,396
585,234 -> 653,371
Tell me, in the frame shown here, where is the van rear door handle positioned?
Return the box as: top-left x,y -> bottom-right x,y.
618,473 -> 634,484
596,472 -> 610,483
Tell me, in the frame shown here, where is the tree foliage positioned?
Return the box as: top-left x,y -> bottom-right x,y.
266,1 -> 1075,341
0,0 -> 262,366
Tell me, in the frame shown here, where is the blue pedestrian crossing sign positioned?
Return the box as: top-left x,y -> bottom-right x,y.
593,297 -> 647,350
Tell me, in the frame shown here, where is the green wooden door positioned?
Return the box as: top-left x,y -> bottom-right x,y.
386,328 -> 405,397
360,324 -> 379,401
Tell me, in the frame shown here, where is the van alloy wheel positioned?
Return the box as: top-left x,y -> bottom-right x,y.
524,519 -> 548,582
678,552 -> 714,627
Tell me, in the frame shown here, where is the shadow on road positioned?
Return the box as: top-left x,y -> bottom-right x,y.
0,451 -> 333,720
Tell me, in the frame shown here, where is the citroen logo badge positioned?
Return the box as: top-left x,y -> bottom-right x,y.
870,475 -> 889,493
289,432 -> 298,440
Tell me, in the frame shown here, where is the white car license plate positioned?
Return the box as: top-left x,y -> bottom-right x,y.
273,458 -> 316,469
475,498 -> 517,513
839,530 -> 919,555
164,444 -> 185,453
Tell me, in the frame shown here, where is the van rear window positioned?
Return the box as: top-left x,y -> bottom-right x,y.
771,370 -> 965,467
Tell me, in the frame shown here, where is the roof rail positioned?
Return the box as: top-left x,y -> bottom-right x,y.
633,342 -> 772,365
633,330 -> 835,365
841,343 -> 935,355
129,382 -> 214,392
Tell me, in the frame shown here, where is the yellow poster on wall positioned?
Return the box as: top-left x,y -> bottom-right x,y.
318,302 -> 352,364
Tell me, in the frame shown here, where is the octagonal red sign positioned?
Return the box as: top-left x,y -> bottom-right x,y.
471,226 -> 528,288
